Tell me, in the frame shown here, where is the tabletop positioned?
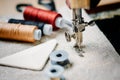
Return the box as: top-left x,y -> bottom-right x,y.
0,0 -> 120,80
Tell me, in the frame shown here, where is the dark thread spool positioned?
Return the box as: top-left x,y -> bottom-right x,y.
23,6 -> 62,30
50,50 -> 70,69
8,19 -> 52,36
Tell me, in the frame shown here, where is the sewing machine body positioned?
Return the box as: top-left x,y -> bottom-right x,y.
65,0 -> 96,54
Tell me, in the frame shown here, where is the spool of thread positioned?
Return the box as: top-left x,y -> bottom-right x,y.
23,6 -> 72,30
8,18 -> 53,36
0,22 -> 41,42
45,65 -> 65,80
50,50 -> 70,68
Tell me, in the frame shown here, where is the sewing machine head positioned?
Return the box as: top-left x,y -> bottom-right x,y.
65,0 -> 100,55
70,0 -> 100,31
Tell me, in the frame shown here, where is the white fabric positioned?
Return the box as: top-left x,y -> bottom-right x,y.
0,39 -> 57,70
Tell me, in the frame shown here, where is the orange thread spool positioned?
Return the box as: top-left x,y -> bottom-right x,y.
0,22 -> 41,42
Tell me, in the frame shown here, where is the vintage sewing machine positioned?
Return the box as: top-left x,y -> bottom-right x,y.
65,0 -> 100,55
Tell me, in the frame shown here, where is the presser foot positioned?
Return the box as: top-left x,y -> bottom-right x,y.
74,45 -> 84,57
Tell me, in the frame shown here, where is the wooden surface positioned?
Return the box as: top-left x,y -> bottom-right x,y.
70,0 -> 90,9
0,0 -> 120,80
98,0 -> 120,6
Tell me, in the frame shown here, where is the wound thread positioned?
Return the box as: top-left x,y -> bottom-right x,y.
23,6 -> 62,30
0,22 -> 40,42
8,18 -> 52,36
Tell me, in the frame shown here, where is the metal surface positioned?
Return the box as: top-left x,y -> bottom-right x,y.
65,8 -> 94,55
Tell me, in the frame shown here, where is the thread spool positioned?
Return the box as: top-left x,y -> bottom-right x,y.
23,6 -> 72,30
0,22 -> 41,42
45,65 -> 65,80
50,50 -> 70,68
8,18 -> 53,36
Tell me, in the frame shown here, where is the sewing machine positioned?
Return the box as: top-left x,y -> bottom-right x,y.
65,0 -> 100,55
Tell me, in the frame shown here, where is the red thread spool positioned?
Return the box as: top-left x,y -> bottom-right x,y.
24,6 -> 62,30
